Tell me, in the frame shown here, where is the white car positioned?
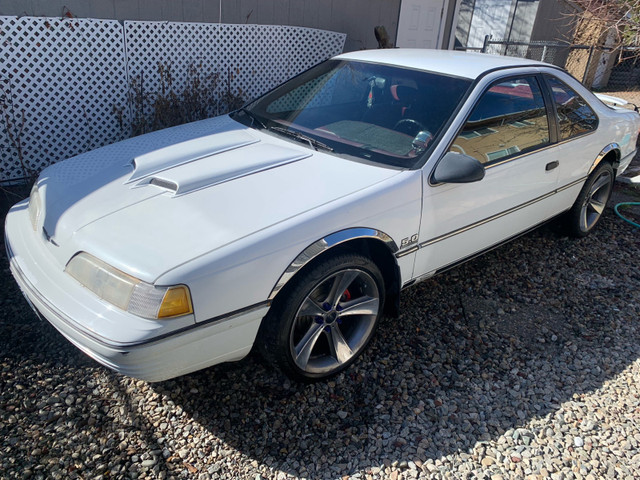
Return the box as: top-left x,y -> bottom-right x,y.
5,50 -> 639,382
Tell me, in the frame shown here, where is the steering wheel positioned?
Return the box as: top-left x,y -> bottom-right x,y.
393,118 -> 425,137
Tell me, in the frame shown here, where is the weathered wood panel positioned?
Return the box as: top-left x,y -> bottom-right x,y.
1,0 -> 400,51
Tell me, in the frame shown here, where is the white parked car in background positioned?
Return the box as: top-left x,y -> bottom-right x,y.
5,50 -> 640,382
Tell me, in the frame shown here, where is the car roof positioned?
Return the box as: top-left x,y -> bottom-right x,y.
335,49 -> 552,80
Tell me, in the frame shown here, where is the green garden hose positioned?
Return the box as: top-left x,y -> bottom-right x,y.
614,202 -> 640,228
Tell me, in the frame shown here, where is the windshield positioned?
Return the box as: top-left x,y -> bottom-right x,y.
232,60 -> 472,168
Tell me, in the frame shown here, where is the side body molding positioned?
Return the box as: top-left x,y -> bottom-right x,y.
590,143 -> 620,173
268,228 -> 398,301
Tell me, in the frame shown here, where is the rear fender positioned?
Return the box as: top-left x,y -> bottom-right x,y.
590,143 -> 620,174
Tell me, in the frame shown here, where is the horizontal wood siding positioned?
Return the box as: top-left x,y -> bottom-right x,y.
1,0 -> 401,51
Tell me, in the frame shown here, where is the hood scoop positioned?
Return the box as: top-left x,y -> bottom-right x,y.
142,143 -> 312,196
148,177 -> 179,192
127,130 -> 259,183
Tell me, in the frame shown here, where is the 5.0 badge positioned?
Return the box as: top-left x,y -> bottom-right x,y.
400,234 -> 419,248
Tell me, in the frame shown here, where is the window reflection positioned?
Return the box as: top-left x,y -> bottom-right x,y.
545,76 -> 598,140
450,77 -> 550,164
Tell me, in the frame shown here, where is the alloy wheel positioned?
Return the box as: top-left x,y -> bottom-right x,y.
289,268 -> 380,375
580,169 -> 612,232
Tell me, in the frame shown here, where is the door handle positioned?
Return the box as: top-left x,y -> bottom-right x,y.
546,161 -> 559,171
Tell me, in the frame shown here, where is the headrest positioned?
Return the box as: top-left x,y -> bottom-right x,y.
390,85 -> 418,103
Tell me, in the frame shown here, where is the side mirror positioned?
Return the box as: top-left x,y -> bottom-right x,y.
432,151 -> 485,184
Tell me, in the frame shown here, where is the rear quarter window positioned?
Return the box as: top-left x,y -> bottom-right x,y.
545,75 -> 598,141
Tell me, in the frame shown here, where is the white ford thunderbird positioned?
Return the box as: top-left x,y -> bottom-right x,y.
5,50 -> 640,382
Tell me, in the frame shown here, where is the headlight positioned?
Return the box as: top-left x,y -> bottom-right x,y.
28,184 -> 41,231
65,253 -> 193,319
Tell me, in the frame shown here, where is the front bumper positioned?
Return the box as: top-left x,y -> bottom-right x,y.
5,204 -> 267,382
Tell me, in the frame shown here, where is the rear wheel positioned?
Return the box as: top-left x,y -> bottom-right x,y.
258,253 -> 385,381
566,162 -> 614,238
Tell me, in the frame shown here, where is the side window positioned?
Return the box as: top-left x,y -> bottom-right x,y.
450,76 -> 550,164
545,75 -> 598,140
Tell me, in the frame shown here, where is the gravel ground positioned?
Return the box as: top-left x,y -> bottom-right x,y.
1,174 -> 639,480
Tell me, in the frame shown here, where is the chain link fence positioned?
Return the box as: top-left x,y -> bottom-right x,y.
458,37 -> 640,105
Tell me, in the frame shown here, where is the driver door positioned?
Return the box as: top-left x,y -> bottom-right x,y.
412,74 -> 565,278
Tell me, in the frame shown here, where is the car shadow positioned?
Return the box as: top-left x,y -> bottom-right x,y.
1,211 -> 638,478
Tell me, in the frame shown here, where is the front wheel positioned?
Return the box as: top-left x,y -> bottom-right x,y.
257,253 -> 385,381
566,162 -> 614,237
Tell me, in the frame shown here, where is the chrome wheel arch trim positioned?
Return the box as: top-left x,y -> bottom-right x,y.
590,143 -> 620,174
268,228 -> 398,301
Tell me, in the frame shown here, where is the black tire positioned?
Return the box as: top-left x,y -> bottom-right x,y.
566,162 -> 614,238
257,253 -> 385,382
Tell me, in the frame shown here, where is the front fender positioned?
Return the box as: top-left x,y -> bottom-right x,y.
156,170 -> 422,322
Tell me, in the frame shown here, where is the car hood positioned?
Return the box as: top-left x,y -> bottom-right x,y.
38,116 -> 401,281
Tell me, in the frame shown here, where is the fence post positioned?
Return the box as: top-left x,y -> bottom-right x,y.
582,46 -> 594,86
481,35 -> 490,54
541,45 -> 547,63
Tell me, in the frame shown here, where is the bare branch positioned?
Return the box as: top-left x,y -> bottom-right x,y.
572,0 -> 640,48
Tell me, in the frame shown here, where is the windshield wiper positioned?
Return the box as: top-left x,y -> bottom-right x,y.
237,107 -> 266,129
269,126 -> 334,152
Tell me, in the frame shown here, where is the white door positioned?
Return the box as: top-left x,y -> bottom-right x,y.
396,0 -> 448,49
412,75 -> 564,278
414,146 -> 561,276
466,0 -> 512,48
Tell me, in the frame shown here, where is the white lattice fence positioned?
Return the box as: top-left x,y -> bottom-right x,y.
0,17 -> 346,183
124,22 -> 346,121
0,16 -> 129,183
